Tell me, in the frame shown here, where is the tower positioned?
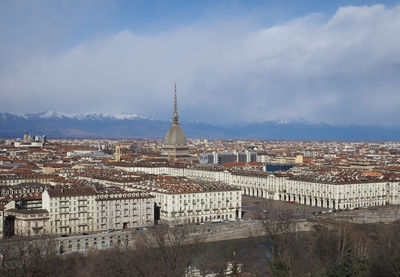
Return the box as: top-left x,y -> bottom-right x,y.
115,144 -> 121,162
161,83 -> 189,160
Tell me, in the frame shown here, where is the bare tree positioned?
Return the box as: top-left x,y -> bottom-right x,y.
133,223 -> 201,277
0,235 -> 59,277
308,221 -> 371,276
262,210 -> 299,277
372,224 -> 400,277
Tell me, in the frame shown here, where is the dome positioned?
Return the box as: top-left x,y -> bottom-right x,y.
161,83 -> 189,159
164,124 -> 187,146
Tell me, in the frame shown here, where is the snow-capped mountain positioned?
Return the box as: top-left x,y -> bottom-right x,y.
17,111 -> 146,121
1,111 -> 400,140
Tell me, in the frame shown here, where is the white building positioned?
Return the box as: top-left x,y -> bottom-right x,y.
123,164 -> 398,210
152,185 -> 242,224
127,165 -> 288,201
42,186 -> 97,235
124,175 -> 242,224
285,179 -> 388,209
6,209 -> 49,236
96,188 -> 154,231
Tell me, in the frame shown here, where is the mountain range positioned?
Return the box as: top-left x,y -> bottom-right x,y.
0,111 -> 400,141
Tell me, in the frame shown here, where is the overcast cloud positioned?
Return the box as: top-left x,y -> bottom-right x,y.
0,4 -> 400,125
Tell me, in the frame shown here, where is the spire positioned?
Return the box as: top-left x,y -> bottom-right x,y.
172,82 -> 179,125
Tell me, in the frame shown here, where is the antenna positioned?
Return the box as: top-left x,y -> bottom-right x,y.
172,82 -> 179,125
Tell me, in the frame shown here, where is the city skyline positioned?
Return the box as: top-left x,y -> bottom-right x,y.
1,1 -> 400,126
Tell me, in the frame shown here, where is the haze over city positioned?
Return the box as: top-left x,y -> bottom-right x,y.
1,0 -> 400,125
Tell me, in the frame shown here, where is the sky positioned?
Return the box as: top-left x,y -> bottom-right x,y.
0,0 -> 400,125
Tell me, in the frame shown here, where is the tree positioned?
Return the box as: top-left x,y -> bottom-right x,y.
262,210 -> 299,277
133,224 -> 201,277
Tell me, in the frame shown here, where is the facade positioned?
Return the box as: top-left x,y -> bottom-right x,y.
15,195 -> 42,210
129,165 -> 287,201
0,174 -> 53,185
236,151 -> 257,163
161,84 -> 189,160
127,165 -> 397,210
199,151 -> 257,165
285,179 -> 388,209
199,153 -> 215,164
119,172 -> 242,224
13,141 -> 44,148
96,189 -> 154,231
6,209 -> 49,236
153,188 -> 242,224
0,182 -> 50,196
114,145 -> 121,162
57,231 -> 135,254
42,186 -> 96,235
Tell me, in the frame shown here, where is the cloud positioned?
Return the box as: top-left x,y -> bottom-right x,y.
0,4 -> 400,125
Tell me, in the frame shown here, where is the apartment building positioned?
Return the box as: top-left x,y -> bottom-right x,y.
42,186 -> 96,235
128,175 -> 242,224
96,187 -> 154,231
286,179 -> 388,209
153,186 -> 242,224
128,165 -> 288,200
126,164 -> 398,210
6,209 -> 49,236
0,174 -> 54,185
199,150 -> 257,165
